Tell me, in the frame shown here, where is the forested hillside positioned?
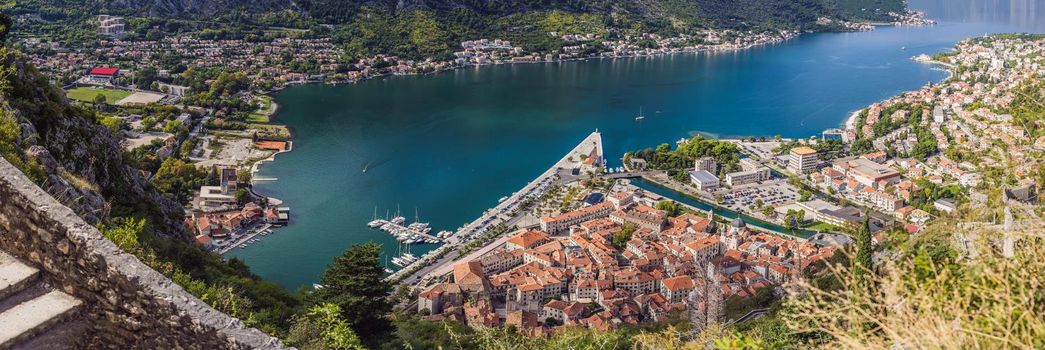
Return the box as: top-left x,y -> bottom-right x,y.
5,0 -> 907,59
7,0 -> 907,23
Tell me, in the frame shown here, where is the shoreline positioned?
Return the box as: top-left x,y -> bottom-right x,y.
248,140 -> 293,206
247,30 -> 806,223
274,15 -> 932,89
244,18 -> 943,255
843,54 -> 956,133
845,110 -> 861,130
273,31 -> 802,88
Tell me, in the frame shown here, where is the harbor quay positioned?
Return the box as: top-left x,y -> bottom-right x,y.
385,131 -> 606,285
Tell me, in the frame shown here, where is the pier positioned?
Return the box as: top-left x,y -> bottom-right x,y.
369,219 -> 444,244
216,223 -> 273,255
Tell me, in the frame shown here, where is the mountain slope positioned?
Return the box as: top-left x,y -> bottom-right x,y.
0,47 -> 186,229
10,0 -> 906,25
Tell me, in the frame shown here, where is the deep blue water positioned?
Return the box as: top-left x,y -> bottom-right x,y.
230,0 -> 1045,290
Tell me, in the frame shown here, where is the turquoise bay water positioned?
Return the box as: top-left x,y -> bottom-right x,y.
230,1 -> 1043,289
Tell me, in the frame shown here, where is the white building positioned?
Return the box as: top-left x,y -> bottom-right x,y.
689,170 -> 720,191
199,186 -> 235,208
695,156 -> 717,174
788,146 -> 819,173
98,15 -> 126,37
933,105 -> 946,124
158,82 -> 190,96
725,159 -> 771,187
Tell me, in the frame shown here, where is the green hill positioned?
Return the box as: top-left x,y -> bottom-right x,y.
5,0 -> 907,59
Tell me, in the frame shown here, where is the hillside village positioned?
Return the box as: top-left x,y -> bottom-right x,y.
626,34 -> 1042,244
824,34 -> 1042,221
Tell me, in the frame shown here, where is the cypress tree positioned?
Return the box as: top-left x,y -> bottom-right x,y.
855,213 -> 874,280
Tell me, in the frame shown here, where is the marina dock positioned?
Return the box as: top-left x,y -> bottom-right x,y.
384,131 -> 604,284
217,223 -> 273,255
368,218 -> 445,244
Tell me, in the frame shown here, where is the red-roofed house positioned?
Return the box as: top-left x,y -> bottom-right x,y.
659,275 -> 694,302
453,261 -> 490,295
89,67 -> 120,83
417,283 -> 463,315
506,230 -> 551,251
194,234 -> 214,250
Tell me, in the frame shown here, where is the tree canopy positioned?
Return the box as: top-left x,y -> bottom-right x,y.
308,242 -> 394,347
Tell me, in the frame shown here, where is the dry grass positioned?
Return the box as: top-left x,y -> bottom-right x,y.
784,214 -> 1045,349
633,324 -> 727,350
59,169 -> 100,193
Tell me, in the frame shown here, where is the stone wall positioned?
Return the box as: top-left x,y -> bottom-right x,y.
0,157 -> 289,349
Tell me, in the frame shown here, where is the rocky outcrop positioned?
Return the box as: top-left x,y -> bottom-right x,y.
1,53 -> 186,235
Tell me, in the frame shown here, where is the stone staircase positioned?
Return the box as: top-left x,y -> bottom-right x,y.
0,251 -> 84,349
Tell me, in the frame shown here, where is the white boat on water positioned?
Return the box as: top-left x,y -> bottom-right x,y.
384,268 -> 394,274
368,219 -> 387,228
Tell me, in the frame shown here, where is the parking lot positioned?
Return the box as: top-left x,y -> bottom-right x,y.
721,179 -> 801,211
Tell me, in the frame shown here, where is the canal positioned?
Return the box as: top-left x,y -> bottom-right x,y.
630,178 -> 818,238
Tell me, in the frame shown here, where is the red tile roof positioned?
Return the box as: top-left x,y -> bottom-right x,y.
194,234 -> 212,246
660,275 -> 694,292
507,230 -> 550,249
90,67 -> 120,76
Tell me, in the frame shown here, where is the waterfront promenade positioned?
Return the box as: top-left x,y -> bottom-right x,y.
385,131 -> 604,286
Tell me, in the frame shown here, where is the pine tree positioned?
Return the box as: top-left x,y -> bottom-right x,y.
310,242 -> 393,347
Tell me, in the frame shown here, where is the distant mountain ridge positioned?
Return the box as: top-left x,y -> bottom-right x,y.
24,0 -> 907,26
